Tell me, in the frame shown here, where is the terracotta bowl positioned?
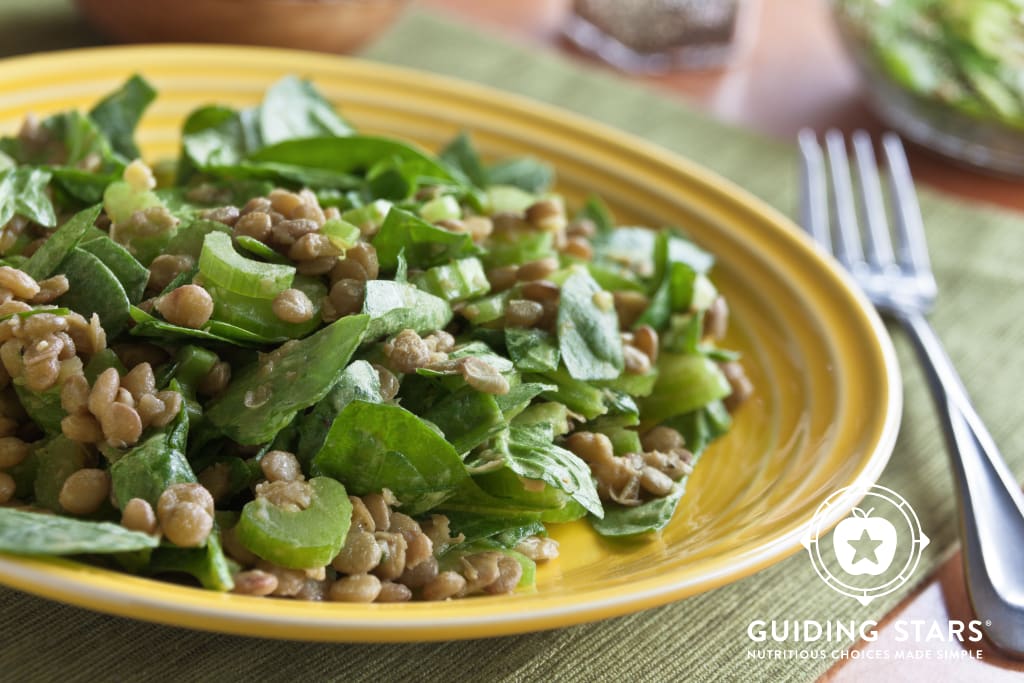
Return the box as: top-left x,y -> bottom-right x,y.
74,0 -> 410,54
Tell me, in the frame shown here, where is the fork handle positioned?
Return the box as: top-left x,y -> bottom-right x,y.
896,311 -> 1024,653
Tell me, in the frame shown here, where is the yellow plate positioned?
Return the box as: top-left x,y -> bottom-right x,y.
0,45 -> 900,642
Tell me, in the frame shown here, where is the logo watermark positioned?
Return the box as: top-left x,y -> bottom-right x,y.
801,484 -> 930,605
742,485 -> 986,663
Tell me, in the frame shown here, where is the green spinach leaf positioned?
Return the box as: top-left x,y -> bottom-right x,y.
362,279 -> 452,341
205,314 -> 369,444
557,267 -> 623,380
312,400 -> 467,514
0,507 -> 159,555
372,207 -> 479,271
88,75 -> 157,160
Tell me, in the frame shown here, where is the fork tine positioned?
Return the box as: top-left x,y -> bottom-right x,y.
797,129 -> 831,251
881,133 -> 931,274
851,130 -> 895,268
824,129 -> 865,268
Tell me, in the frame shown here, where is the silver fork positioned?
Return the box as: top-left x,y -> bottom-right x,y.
799,129 -> 1024,657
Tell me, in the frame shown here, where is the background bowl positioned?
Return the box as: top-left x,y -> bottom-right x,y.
74,0 -> 409,54
831,0 -> 1024,176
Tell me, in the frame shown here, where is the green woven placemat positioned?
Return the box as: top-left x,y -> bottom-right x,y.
2,6 -> 1023,682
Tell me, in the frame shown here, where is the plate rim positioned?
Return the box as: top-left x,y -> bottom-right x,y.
0,43 -> 902,641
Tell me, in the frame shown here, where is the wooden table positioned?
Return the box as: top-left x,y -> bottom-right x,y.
416,0 -> 1024,679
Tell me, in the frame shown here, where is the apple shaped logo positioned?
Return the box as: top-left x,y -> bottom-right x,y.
831,507 -> 898,576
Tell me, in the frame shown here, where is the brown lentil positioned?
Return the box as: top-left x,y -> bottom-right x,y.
328,278 -> 365,317
485,265 -> 519,293
121,363 -> 155,401
514,536 -> 560,562
0,266 -> 39,300
486,555 -> 524,595
640,466 -> 675,496
349,496 -> 376,533
30,275 -> 70,304
384,329 -> 431,374
270,218 -> 319,247
58,468 -> 110,516
704,295 -> 729,340
0,471 -> 15,504
88,368 -> 119,419
268,189 -> 304,217
231,570 -> 279,597
460,552 -> 501,594
160,501 -> 214,548
272,288 -> 315,324
120,497 -> 158,534
399,555 -> 438,589
151,390 -> 183,427
721,361 -> 753,410
199,205 -> 240,226
100,402 -> 143,448
421,571 -> 467,601
373,531 -> 408,581
289,232 -> 339,262
332,529 -> 383,575
147,255 -> 195,292
516,257 -> 559,282
296,256 -> 338,276
525,199 -> 566,233
256,561 -> 306,597
462,215 -> 493,242
633,325 -> 659,363
373,364 -> 400,401
567,218 -> 597,238
622,345 -> 652,375
458,356 -> 510,395
505,299 -> 544,328
241,196 -> 272,215
255,480 -> 313,512
362,491 -> 394,532
521,280 -> 560,305
22,348 -> 60,392
0,436 -> 29,468
330,242 -> 379,283
261,450 -> 303,483
233,211 -> 273,241
328,574 -> 382,603
377,581 -> 413,603
562,236 -> 594,261
157,284 -> 214,329
642,426 -> 685,453
61,413 -> 103,443
613,291 -> 650,329
0,340 -> 22,378
197,361 -> 231,396
293,578 -> 329,602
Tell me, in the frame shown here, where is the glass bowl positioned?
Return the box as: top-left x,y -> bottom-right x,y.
831,0 -> 1024,176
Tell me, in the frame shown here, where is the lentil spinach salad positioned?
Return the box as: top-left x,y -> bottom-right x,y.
0,76 -> 751,603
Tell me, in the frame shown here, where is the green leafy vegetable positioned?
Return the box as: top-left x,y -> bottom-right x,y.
372,207 -> 479,271
21,204 -> 100,280
56,247 -> 131,337
312,401 -> 468,514
88,75 -> 157,160
362,279 -> 453,340
0,507 -> 160,555
557,267 -> 623,380
205,314 -> 369,444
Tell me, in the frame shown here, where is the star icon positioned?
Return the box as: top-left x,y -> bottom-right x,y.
848,529 -> 884,564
